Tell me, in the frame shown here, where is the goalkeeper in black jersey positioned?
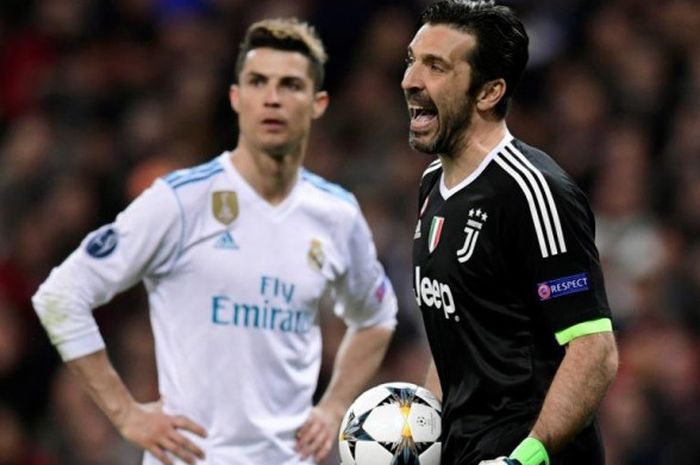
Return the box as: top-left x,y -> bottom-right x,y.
401,2 -> 618,465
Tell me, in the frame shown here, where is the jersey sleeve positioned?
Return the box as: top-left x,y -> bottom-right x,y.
332,209 -> 398,330
510,177 -> 612,343
32,179 -> 182,361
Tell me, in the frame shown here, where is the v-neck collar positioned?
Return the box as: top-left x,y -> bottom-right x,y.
220,151 -> 302,221
439,131 -> 513,200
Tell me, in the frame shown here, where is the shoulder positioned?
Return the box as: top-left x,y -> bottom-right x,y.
162,157 -> 225,190
300,169 -> 359,212
491,138 -> 591,257
299,170 -> 368,248
154,156 -> 232,241
491,138 -> 585,206
421,158 -> 442,180
419,158 -> 442,200
160,156 -> 227,205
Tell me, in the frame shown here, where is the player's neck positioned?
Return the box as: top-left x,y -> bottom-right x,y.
440,120 -> 507,189
231,141 -> 305,205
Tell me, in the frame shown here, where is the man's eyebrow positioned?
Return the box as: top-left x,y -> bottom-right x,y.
422,53 -> 451,65
280,75 -> 307,84
244,71 -> 267,79
407,46 -> 450,65
244,70 -> 307,81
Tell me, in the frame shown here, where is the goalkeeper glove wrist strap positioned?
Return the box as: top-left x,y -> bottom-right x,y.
510,437 -> 550,465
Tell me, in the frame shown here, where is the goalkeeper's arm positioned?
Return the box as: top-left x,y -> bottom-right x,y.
480,330 -> 618,465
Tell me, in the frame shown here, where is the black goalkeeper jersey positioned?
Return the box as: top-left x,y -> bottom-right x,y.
412,134 -> 611,465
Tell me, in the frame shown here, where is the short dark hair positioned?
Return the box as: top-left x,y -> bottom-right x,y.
421,0 -> 529,118
235,18 -> 328,91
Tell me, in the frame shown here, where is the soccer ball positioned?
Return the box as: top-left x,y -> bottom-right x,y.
338,382 -> 442,465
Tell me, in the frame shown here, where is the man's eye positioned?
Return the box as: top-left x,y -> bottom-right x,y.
280,79 -> 304,91
405,57 -> 414,67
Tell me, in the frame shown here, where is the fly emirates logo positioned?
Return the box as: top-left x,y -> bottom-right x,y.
414,266 -> 456,320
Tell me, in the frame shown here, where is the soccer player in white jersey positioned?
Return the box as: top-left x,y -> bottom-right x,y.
32,18 -> 397,465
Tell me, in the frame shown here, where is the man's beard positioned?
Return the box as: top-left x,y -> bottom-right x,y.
409,95 -> 474,156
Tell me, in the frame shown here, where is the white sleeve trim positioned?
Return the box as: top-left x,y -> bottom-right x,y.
57,331 -> 106,361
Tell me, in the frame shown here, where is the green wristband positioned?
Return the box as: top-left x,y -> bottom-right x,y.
510,437 -> 549,465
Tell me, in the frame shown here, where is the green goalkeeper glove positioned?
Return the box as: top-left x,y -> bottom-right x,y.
478,437 -> 549,465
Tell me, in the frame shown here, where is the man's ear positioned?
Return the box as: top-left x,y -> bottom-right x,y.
229,84 -> 240,113
312,90 -> 329,119
476,79 -> 506,113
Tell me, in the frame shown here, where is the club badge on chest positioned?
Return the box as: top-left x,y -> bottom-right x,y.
308,238 -> 325,272
212,191 -> 239,225
457,208 -> 488,263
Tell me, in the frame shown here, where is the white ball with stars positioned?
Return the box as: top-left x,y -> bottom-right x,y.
338,382 -> 442,465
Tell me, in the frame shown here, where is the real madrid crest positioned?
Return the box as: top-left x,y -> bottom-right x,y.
307,239 -> 325,271
212,191 -> 239,225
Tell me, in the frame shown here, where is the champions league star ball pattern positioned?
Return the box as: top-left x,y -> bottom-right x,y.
339,382 -> 442,465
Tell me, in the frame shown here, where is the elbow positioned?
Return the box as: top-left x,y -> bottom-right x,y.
570,331 -> 619,387
31,286 -> 50,320
602,333 -> 619,386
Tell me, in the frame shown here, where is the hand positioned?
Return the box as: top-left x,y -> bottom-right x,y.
479,457 -> 521,465
295,404 -> 343,463
117,400 -> 208,465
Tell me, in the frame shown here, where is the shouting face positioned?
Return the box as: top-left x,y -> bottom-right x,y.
402,24 -> 478,156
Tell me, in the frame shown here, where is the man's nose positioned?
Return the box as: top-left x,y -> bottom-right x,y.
401,64 -> 422,92
264,85 -> 281,107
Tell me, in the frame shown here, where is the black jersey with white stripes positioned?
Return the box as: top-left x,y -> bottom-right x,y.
412,135 -> 610,465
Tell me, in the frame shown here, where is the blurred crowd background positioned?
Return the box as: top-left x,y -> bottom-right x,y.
1,0 -> 699,464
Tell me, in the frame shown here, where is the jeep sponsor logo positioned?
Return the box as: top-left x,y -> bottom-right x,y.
414,266 -> 456,320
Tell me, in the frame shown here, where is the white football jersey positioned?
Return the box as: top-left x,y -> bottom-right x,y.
33,152 -> 398,465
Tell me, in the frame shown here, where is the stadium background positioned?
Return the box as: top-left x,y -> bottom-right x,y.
0,0 -> 699,464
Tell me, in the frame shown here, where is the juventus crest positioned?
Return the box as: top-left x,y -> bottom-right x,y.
457,208 -> 488,263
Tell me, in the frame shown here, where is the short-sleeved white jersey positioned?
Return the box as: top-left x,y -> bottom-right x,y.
33,152 -> 397,465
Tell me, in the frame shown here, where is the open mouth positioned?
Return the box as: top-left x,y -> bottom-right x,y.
409,106 -> 438,131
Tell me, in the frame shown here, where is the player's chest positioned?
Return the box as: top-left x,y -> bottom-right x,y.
413,192 -> 501,276
177,211 -> 338,304
412,193 -> 507,326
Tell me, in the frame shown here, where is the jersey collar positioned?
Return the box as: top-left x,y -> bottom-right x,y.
439,130 -> 514,200
220,151 -> 303,221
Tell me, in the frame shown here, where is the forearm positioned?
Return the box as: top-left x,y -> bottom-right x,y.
318,325 -> 393,417
67,349 -> 136,429
68,349 -> 208,464
424,358 -> 442,401
529,332 -> 618,453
